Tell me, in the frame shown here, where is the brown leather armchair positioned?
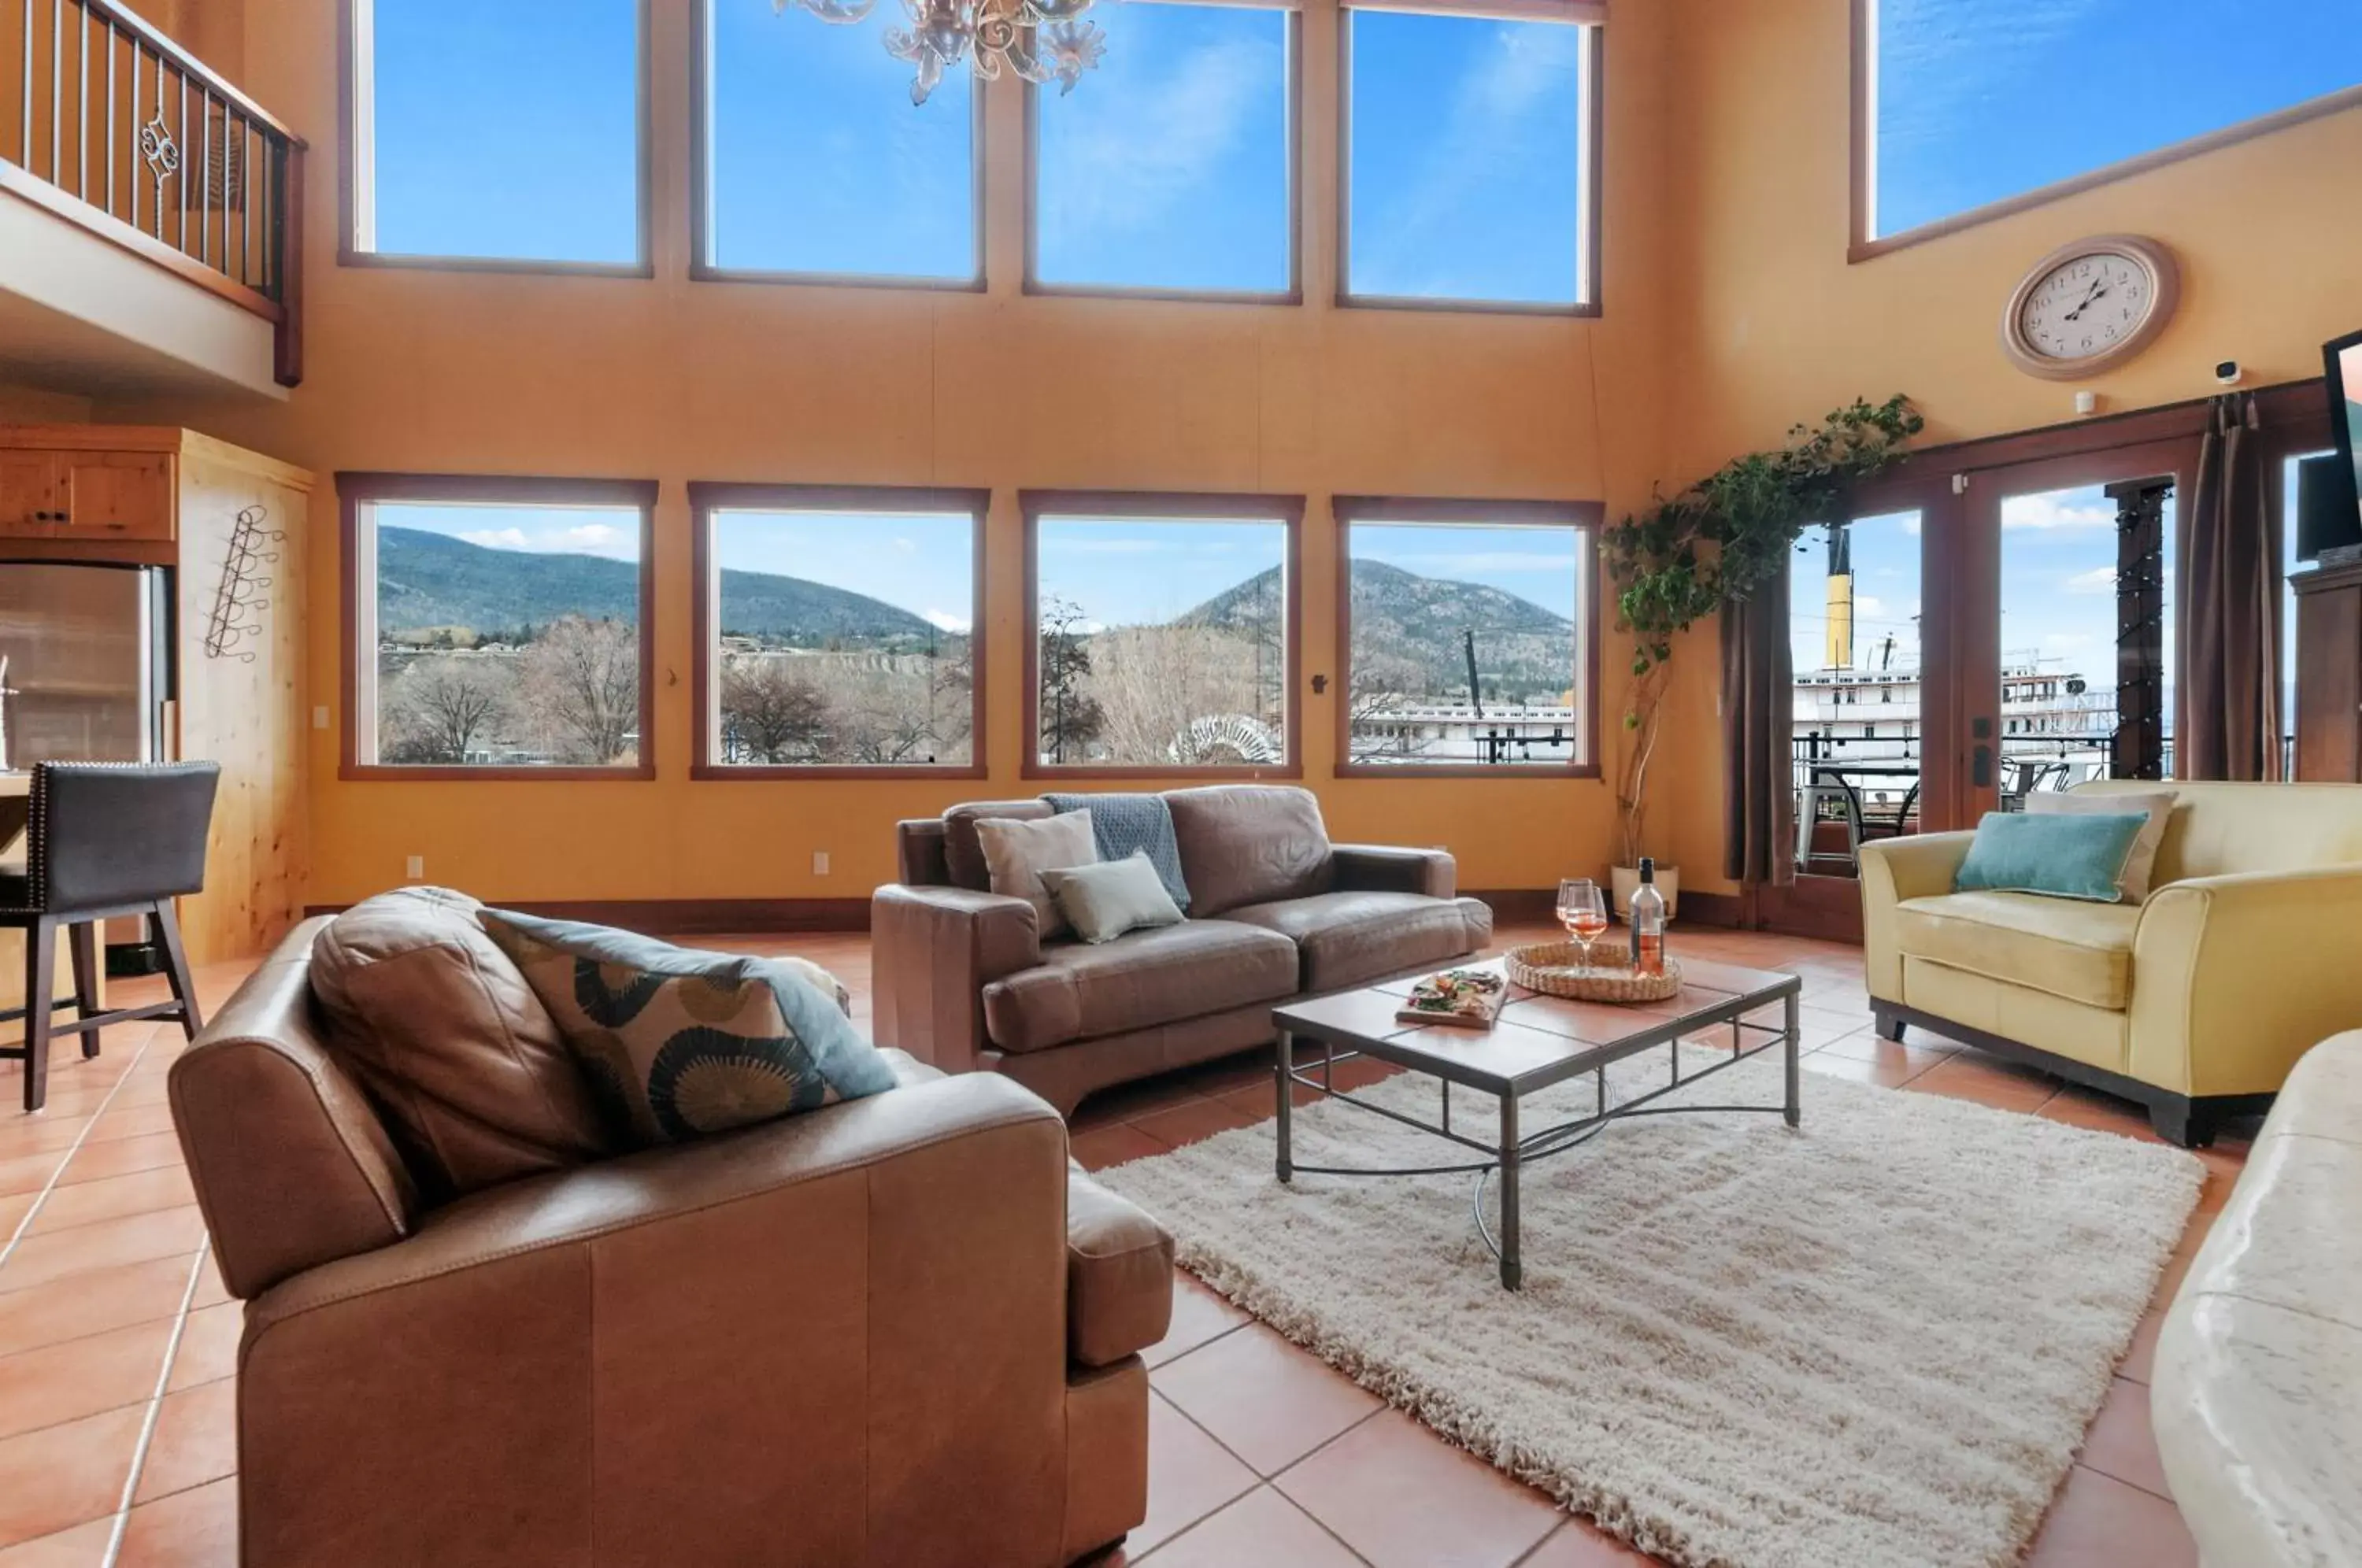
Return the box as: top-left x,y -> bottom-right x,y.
168,919 -> 1172,1567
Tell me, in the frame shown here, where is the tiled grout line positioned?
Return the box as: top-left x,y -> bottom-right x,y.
1137,1383 -> 1390,1566
100,1240 -> 209,1566
0,1026 -> 167,1274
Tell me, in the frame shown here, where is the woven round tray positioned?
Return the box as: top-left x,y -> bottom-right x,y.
1505,941 -> 1683,1004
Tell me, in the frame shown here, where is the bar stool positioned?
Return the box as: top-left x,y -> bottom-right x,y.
0,762 -> 220,1113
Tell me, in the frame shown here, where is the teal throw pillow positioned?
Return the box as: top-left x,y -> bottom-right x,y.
480,912 -> 897,1148
1953,812 -> 2149,903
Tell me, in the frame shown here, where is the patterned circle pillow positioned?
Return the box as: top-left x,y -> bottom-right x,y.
479,911 -> 897,1147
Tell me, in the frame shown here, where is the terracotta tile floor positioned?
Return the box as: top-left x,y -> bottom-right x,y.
0,924 -> 2237,1566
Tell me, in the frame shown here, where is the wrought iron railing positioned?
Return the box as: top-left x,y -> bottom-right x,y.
2,0 -> 304,383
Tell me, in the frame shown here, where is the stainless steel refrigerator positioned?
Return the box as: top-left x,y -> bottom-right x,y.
0,562 -> 172,768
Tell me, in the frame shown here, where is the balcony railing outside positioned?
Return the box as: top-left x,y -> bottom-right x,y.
2,0 -> 304,384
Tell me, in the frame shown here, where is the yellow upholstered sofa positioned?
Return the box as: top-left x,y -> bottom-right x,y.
1860,780 -> 2362,1147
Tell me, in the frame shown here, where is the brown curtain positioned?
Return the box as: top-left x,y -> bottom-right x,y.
1723,557 -> 1795,886
2180,394 -> 2284,781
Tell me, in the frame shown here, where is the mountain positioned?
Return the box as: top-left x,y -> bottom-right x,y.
376,527 -> 939,645
1180,559 -> 1575,701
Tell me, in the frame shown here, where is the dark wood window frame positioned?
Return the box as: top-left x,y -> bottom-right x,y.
1334,495 -> 1604,779
1021,489 -> 1305,782
338,0 -> 656,278
687,0 -> 987,293
687,482 -> 992,781
337,472 -> 661,782
1336,3 -> 1605,317
1022,3 -> 1305,306
1849,0 -> 2362,262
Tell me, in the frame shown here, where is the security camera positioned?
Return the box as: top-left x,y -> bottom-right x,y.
2214,360 -> 2244,386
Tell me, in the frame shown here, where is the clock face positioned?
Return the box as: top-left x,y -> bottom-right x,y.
2017,251 -> 2152,364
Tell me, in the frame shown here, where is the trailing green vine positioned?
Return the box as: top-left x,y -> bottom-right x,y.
1603,395 -> 1923,867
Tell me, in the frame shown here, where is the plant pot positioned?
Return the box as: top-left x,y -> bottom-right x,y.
1611,864 -> 1680,923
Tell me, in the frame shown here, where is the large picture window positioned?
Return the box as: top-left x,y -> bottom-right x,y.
1337,497 -> 1598,775
1342,6 -> 1599,311
344,0 -> 647,270
690,486 -> 987,777
694,0 -> 980,284
1024,494 -> 1301,777
1028,2 -> 1298,299
340,475 -> 657,778
1860,0 -> 2362,248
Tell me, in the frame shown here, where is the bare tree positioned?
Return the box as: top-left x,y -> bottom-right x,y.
381,655 -> 514,764
1038,596 -> 1105,764
518,616 -> 640,764
1085,624 -> 1264,765
808,659 -> 944,765
720,657 -> 831,763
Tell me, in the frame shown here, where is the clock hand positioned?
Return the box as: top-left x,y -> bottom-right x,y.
2064,284 -> 2111,322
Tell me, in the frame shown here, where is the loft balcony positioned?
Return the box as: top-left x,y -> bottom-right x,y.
1,0 -> 302,400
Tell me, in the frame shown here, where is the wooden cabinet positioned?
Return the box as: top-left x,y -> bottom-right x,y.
0,443 -> 178,542
2293,562 -> 2362,782
0,424 -> 313,967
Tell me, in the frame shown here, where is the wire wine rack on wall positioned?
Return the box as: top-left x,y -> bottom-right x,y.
203,505 -> 283,662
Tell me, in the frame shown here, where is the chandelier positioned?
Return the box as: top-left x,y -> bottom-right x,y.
778,0 -> 1106,106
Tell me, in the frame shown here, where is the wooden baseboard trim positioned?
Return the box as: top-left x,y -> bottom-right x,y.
303,898 -> 875,934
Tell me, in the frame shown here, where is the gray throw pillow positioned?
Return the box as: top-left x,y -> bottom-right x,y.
1039,852 -> 1187,945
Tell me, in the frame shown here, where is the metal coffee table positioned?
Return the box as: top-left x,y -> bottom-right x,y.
1272,957 -> 1803,1290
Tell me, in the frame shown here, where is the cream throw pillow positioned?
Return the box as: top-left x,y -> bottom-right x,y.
975,809 -> 1099,939
2027,789 -> 2175,901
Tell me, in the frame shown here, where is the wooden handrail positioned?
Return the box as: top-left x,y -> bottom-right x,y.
74,0 -> 304,148
3,0 -> 304,383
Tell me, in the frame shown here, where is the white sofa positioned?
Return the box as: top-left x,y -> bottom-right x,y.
2153,1030 -> 2362,1566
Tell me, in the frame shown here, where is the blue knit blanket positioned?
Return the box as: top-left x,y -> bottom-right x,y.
1042,793 -> 1191,913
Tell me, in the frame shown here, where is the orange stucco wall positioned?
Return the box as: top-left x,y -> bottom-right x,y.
1650,0 -> 2362,894
98,0 -> 1682,908
87,0 -> 2362,919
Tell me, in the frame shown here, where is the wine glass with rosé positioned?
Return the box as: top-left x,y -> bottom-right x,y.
1557,878 -> 1609,967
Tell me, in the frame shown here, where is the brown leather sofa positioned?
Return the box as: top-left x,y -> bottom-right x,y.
875,785 -> 1494,1115
168,917 -> 1173,1567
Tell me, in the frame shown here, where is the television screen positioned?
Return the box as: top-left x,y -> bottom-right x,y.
2330,329 -> 2362,542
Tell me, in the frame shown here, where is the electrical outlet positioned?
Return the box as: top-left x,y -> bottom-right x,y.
312,705 -> 331,730
812,851 -> 831,876
405,855 -> 424,880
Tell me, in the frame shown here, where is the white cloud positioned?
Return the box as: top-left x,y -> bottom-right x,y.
2003,494 -> 2114,531
459,527 -> 531,551
561,523 -> 625,551
1853,594 -> 1887,618
2064,566 -> 2117,595
1042,38 -> 1272,237
923,609 -> 972,634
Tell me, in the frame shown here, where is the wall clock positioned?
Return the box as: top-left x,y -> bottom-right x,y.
1999,235 -> 2181,381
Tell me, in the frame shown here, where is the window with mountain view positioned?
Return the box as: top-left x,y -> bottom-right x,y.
344,478 -> 654,775
1865,0 -> 2362,242
1342,8 -> 1595,309
694,489 -> 983,772
698,0 -> 979,283
1030,2 -> 1295,297
350,0 -> 645,268
1027,501 -> 1298,772
1340,504 -> 1595,771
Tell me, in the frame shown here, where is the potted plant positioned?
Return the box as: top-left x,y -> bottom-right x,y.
1601,395 -> 1923,916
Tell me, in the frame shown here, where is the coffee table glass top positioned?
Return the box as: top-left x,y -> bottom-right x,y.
1273,956 -> 1801,1096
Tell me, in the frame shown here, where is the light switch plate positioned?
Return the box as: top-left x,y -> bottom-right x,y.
312,705 -> 331,730
405,855 -> 424,879
812,851 -> 831,876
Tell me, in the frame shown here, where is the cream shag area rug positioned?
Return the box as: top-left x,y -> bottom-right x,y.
1096,1048 -> 2203,1568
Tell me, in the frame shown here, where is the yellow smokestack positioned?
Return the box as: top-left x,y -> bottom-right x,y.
1825,571 -> 1854,670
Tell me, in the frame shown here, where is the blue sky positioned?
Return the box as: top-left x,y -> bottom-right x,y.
1875,0 -> 2362,237
1038,518 -> 1286,627
375,502 -> 641,560
368,0 -> 640,262
715,511 -> 976,631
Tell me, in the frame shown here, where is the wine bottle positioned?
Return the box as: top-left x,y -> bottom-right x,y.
1630,856 -> 1667,976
